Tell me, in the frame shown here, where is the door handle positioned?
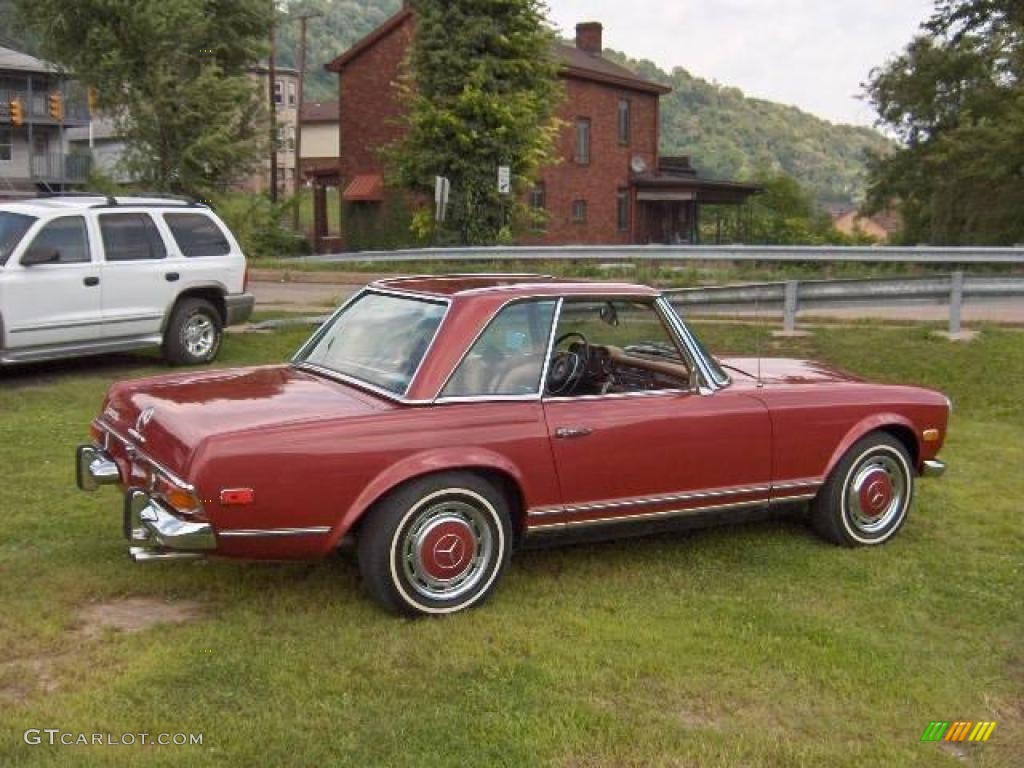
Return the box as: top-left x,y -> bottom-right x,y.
83,276 -> 100,287
165,272 -> 180,282
555,426 -> 593,439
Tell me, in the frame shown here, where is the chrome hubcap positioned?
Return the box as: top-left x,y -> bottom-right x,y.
401,498 -> 493,601
847,454 -> 906,534
183,315 -> 216,357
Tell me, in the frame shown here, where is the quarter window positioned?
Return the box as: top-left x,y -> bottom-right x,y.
99,213 -> 167,261
164,213 -> 231,257
442,300 -> 558,398
574,118 -> 591,165
23,216 -> 90,264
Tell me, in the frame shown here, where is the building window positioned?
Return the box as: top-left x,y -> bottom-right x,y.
0,127 -> 12,162
618,99 -> 631,145
574,118 -> 591,165
287,81 -> 297,107
571,199 -> 587,223
530,182 -> 546,210
617,189 -> 630,232
273,81 -> 283,105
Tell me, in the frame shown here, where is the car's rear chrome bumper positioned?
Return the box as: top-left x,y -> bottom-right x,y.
921,459 -> 947,478
76,443 -> 214,562
124,489 -> 215,562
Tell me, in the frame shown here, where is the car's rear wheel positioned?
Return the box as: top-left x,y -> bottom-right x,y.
811,432 -> 914,547
164,298 -> 223,365
357,472 -> 512,616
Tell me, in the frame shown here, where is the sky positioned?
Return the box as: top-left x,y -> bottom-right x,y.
546,0 -> 935,127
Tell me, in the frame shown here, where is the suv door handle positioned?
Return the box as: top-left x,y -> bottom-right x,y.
165,272 -> 180,282
83,276 -> 100,287
555,426 -> 593,439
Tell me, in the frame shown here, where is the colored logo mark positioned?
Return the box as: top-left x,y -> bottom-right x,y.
921,721 -> 996,742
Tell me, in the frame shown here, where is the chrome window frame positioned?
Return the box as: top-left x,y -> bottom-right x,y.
291,287 -> 452,403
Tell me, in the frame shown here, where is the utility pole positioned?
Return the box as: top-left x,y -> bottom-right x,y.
292,11 -> 321,230
268,1 -> 278,202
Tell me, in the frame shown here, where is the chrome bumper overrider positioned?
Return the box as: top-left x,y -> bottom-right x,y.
921,459 -> 947,478
76,445 -> 121,491
125,489 -> 215,562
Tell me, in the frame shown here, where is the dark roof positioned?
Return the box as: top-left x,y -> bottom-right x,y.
301,100 -> 339,123
552,43 -> 670,95
326,9 -> 671,95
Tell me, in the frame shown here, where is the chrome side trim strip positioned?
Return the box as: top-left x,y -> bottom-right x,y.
769,492 -> 818,505
528,483 -> 773,517
772,479 -> 824,491
217,526 -> 332,538
528,498 -> 769,532
95,419 -> 195,491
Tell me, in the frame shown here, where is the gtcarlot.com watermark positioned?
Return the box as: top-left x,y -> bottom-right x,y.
24,729 -> 202,747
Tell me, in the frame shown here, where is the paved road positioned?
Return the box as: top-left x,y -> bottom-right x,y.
252,280 -> 1024,325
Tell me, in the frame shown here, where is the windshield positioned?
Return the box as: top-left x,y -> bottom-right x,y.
0,212 -> 37,266
296,291 -> 447,395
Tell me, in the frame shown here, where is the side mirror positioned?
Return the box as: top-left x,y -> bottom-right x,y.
21,247 -> 61,266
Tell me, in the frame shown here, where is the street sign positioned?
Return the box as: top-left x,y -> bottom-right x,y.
497,166 -> 511,195
434,176 -> 451,223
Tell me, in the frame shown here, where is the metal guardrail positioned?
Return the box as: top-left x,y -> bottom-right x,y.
304,244 -> 1024,265
664,272 -> 1024,334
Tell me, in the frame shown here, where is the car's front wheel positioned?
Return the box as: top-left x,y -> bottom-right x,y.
811,432 -> 914,547
163,298 -> 223,365
357,472 -> 512,616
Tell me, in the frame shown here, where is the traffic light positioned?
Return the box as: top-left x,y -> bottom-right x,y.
9,98 -> 23,127
48,92 -> 63,121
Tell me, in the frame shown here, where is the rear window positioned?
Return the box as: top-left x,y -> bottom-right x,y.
99,213 -> 167,261
164,213 -> 231,257
0,211 -> 36,267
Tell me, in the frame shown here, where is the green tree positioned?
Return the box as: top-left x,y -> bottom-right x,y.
14,0 -> 272,196
865,0 -> 1024,245
388,0 -> 562,245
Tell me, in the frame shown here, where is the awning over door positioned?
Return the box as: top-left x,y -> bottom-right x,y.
342,174 -> 384,202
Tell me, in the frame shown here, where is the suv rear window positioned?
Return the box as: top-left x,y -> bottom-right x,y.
99,213 -> 167,261
164,213 -> 231,257
0,211 -> 36,266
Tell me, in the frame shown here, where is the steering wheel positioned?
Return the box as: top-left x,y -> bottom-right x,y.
547,331 -> 590,395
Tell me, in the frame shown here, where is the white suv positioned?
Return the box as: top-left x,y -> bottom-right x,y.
0,194 -> 254,366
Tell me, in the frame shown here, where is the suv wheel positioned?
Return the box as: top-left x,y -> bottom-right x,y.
164,298 -> 223,365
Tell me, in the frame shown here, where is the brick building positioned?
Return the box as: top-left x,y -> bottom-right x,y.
324,7 -> 757,249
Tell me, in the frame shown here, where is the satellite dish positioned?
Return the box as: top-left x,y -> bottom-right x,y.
630,155 -> 648,174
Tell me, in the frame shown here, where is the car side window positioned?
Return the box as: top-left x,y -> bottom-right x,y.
164,213 -> 231,257
23,216 -> 91,264
442,300 -> 558,398
546,300 -> 693,397
98,213 -> 167,261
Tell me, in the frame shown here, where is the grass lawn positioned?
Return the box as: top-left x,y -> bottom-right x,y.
0,322 -> 1020,766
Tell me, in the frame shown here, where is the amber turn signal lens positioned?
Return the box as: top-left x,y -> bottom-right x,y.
165,487 -> 202,512
922,428 -> 940,442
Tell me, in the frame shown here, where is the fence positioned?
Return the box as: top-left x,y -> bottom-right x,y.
304,244 -> 1024,266
663,273 -> 1024,335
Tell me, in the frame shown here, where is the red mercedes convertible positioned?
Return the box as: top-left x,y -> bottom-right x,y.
76,275 -> 949,616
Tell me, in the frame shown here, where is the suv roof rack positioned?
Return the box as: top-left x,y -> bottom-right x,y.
35,191 -> 209,209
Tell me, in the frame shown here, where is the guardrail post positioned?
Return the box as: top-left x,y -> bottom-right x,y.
783,280 -> 799,333
949,271 -> 964,335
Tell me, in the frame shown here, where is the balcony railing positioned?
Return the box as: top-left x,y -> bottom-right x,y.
30,152 -> 92,182
0,88 -> 90,124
